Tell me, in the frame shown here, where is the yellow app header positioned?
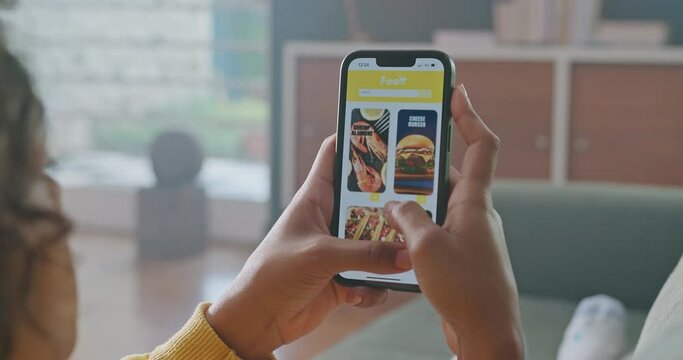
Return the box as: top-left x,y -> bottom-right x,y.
347,70 -> 444,103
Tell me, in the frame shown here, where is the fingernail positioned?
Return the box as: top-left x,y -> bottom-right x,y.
459,83 -> 468,97
385,201 -> 399,214
458,84 -> 473,110
351,296 -> 363,306
395,249 -> 412,270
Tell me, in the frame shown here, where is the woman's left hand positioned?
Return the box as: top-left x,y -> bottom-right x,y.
206,135 -> 410,359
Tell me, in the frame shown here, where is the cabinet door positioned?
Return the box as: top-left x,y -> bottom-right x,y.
570,64 -> 683,186
294,58 -> 343,187
291,58 -> 554,191
452,61 -> 554,179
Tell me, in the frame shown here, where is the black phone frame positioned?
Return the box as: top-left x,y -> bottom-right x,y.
331,50 -> 455,292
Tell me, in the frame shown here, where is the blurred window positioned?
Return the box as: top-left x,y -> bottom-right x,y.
0,0 -> 270,201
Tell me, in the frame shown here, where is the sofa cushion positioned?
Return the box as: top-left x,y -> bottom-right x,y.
493,181 -> 683,310
319,295 -> 647,360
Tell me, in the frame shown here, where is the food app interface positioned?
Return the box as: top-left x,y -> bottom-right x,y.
339,58 -> 445,285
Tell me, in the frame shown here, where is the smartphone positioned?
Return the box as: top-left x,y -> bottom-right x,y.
331,50 -> 455,292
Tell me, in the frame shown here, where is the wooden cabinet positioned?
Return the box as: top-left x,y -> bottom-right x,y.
287,57 -> 555,195
294,58 -> 341,186
570,64 -> 683,186
280,43 -> 683,206
454,61 -> 553,179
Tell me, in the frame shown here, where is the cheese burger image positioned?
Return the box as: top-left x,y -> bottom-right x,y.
394,134 -> 435,195
395,134 -> 435,176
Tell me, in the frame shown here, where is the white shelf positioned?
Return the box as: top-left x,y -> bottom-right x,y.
284,41 -> 683,65
280,41 -> 683,207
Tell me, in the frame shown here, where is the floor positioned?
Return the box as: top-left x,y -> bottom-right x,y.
69,232 -> 417,359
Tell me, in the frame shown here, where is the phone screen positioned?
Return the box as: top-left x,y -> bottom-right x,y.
337,57 -> 447,286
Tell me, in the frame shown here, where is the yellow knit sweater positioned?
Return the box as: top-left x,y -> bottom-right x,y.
122,303 -> 243,360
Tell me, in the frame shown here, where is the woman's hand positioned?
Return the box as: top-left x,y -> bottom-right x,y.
384,85 -> 524,360
206,136 -> 409,359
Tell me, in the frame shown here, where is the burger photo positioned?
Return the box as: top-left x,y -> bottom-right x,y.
395,134 -> 435,176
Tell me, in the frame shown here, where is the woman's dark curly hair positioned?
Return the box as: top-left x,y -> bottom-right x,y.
0,46 -> 73,358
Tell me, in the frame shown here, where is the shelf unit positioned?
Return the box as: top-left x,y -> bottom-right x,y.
280,41 -> 683,207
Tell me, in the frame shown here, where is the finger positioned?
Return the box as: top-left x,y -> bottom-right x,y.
441,319 -> 461,354
451,84 -> 500,189
384,201 -> 442,254
322,237 -> 409,274
340,285 -> 389,308
293,134 -> 336,225
448,165 -> 460,195
304,134 -> 336,187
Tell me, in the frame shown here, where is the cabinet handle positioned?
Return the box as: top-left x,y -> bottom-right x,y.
573,136 -> 590,153
534,134 -> 550,151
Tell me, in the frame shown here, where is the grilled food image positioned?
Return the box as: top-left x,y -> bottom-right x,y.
344,207 -> 404,243
348,110 -> 388,193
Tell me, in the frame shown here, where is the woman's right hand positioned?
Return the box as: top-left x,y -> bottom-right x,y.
384,85 -> 524,360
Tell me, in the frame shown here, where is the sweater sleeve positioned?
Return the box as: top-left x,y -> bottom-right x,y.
122,303 -> 242,360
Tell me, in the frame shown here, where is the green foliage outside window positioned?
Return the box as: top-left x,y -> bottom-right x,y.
94,98 -> 269,161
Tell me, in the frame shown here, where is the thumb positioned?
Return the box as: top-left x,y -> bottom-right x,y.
303,134 -> 336,187
323,237 -> 409,274
384,201 -> 442,253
